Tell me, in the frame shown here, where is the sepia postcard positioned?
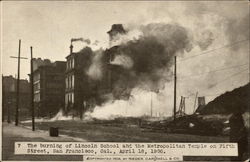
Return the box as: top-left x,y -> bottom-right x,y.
0,1 -> 249,161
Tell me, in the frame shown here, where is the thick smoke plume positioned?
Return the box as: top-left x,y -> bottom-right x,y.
88,23 -> 192,97
71,37 -> 91,45
82,2 -> 248,119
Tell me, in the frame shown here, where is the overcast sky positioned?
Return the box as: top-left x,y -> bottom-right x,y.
1,1 -> 156,79
1,1 -> 249,116
1,1 -> 248,77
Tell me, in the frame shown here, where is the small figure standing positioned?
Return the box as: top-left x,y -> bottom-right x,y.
229,108 -> 248,161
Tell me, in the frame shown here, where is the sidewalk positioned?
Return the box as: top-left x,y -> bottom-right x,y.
4,122 -> 86,142
2,122 -> 85,161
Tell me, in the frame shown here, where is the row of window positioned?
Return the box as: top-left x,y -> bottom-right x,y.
34,93 -> 40,102
65,92 -> 74,104
34,82 -> 40,91
34,92 -> 72,103
66,58 -> 75,70
34,82 -> 63,90
65,75 -> 75,89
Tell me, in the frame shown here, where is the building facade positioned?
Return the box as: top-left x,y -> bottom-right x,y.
64,47 -> 117,117
33,61 -> 66,117
65,46 -> 95,118
64,24 -> 128,118
2,75 -> 30,121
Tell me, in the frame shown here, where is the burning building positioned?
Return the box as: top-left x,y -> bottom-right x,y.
64,25 -> 128,117
65,23 -> 192,118
65,45 -> 94,118
107,24 -> 127,46
33,60 -> 66,117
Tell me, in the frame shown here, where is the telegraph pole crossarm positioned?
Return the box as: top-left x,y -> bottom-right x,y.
10,56 -> 28,59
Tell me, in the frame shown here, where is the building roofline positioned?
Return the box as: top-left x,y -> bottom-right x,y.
65,52 -> 77,59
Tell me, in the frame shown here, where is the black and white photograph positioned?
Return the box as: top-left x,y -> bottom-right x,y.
0,1 -> 249,161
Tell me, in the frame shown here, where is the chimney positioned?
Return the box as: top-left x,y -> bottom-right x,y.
70,43 -> 73,54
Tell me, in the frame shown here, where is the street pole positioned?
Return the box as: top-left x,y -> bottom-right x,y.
15,40 -> 21,126
7,102 -> 10,123
150,92 -> 153,117
2,75 -> 4,122
193,92 -> 198,113
173,56 -> 177,122
10,40 -> 28,126
30,46 -> 35,131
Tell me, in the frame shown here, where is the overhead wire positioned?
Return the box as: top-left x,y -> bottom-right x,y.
186,68 -> 249,97
177,39 -> 249,62
177,63 -> 249,80
170,39 -> 249,110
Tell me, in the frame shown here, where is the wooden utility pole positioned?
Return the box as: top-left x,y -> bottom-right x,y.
7,101 -> 10,123
10,40 -> 27,126
173,56 -> 177,121
193,92 -> 198,113
15,40 -> 21,126
30,46 -> 35,131
150,92 -> 153,117
2,75 -> 4,122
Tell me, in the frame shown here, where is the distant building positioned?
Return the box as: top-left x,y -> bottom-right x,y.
2,75 -> 30,121
33,58 -> 52,71
33,61 -> 66,117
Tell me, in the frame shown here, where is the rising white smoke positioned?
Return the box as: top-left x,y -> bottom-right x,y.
50,109 -> 75,121
110,29 -> 142,48
86,50 -> 104,80
85,87 -> 174,119
110,54 -> 134,69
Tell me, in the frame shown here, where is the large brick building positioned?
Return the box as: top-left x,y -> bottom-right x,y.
65,45 -> 96,118
33,60 -> 66,117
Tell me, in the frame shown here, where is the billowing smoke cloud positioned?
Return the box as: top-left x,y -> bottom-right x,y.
83,2 -> 249,119
183,2 -> 249,51
114,23 -> 192,92
71,37 -> 91,45
87,23 -> 193,97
